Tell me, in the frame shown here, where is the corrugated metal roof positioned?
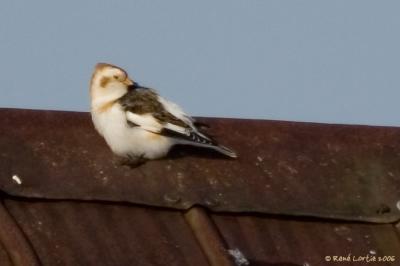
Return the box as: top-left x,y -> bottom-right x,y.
1,108 -> 400,266
1,108 -> 400,222
212,213 -> 400,266
4,199 -> 209,266
2,199 -> 399,266
0,202 -> 39,266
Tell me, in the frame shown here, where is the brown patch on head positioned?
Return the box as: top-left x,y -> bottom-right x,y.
95,62 -> 128,76
95,63 -> 113,71
100,77 -> 111,88
90,62 -> 131,96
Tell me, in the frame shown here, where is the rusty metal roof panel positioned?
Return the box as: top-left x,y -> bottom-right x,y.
1,108 -> 400,222
0,239 -> 12,266
3,199 -> 209,266
212,214 -> 400,266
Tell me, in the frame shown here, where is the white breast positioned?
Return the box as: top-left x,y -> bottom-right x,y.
92,104 -> 173,159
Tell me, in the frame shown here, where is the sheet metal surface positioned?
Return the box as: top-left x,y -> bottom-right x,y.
4,199 -> 209,266
0,202 -> 39,266
1,108 -> 400,222
212,214 -> 400,266
0,242 -> 12,266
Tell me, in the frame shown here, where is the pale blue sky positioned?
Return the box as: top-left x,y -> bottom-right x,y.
0,1 -> 399,126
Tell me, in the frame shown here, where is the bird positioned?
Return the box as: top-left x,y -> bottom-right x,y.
90,63 -> 237,166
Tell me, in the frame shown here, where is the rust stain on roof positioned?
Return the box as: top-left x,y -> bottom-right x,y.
0,108 -> 400,222
3,199 -> 209,266
184,207 -> 236,266
212,213 -> 400,266
0,202 -> 38,266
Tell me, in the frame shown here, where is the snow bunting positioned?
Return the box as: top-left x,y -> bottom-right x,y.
90,63 -> 237,165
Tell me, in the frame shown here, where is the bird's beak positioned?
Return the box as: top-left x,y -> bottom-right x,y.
123,78 -> 134,86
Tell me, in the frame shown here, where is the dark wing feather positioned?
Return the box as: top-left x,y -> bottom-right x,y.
118,86 -> 237,157
119,87 -> 212,142
119,87 -> 187,127
160,127 -> 216,146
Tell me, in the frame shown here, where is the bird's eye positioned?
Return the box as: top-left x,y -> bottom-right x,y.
113,75 -> 119,80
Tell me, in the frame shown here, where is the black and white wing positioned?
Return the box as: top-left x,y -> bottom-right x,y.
118,86 -> 237,158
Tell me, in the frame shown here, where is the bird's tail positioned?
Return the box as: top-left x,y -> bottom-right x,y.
211,144 -> 238,158
167,128 -> 238,158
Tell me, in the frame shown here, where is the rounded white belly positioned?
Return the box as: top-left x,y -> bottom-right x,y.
92,105 -> 173,159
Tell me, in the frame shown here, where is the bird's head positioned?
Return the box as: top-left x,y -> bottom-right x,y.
90,63 -> 134,98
